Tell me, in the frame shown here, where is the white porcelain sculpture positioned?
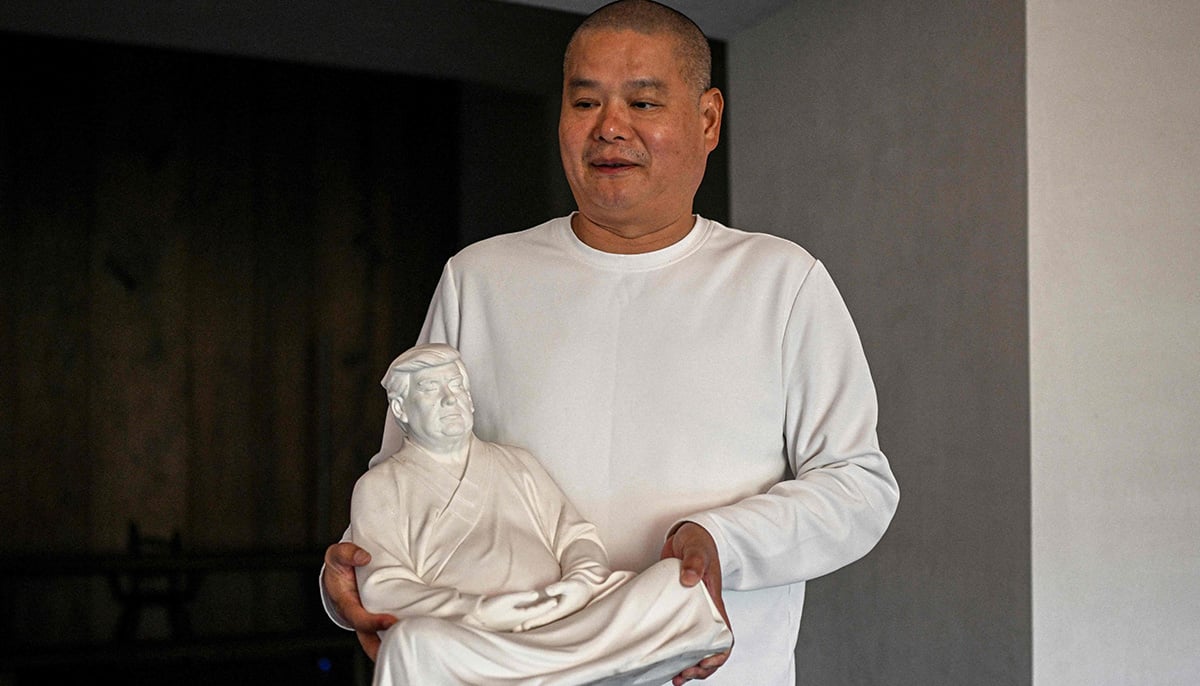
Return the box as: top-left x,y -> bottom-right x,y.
351,343 -> 732,685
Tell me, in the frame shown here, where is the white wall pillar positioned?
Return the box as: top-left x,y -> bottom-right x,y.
1028,1 -> 1200,684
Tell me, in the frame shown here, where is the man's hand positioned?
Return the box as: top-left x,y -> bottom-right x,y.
661,522 -> 732,684
323,542 -> 397,660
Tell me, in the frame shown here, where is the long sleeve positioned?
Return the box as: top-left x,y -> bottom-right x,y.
683,261 -> 899,591
343,218 -> 898,682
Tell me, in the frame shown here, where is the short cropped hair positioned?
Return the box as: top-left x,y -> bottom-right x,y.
381,343 -> 470,404
564,0 -> 712,97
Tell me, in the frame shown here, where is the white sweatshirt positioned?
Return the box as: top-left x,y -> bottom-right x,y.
367,215 -> 898,685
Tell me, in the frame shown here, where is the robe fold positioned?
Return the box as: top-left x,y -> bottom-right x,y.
351,436 -> 731,685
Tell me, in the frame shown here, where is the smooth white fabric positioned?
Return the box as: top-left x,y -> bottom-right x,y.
325,214 -> 899,683
352,435 -> 731,684
358,215 -> 899,684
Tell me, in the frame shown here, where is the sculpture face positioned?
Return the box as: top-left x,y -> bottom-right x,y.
398,362 -> 474,450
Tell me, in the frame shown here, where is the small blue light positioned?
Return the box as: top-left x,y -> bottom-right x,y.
317,656 -> 333,672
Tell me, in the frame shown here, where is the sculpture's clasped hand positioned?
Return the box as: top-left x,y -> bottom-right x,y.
513,578 -> 592,632
463,590 -> 559,633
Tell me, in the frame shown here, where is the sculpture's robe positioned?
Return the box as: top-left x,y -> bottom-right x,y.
351,436 -> 731,685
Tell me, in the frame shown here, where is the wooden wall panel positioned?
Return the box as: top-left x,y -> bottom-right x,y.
0,97 -> 12,552
1,51 -> 104,644
0,31 -> 529,656
311,94 -> 374,548
0,11 -> 576,663
184,59 -> 262,550
87,51 -> 195,551
250,97 -> 317,550
1,35 -> 458,560
305,72 -> 462,544
0,52 -> 95,553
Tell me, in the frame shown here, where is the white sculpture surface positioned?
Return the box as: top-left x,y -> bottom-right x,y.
351,344 -> 732,685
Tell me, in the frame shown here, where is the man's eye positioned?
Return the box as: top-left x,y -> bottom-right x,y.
632,101 -> 657,110
574,100 -> 597,109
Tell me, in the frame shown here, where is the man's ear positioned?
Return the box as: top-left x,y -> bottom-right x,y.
390,397 -> 407,424
700,87 -> 724,153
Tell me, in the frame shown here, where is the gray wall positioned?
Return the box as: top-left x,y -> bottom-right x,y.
729,1 -> 1030,684
1029,1 -> 1200,683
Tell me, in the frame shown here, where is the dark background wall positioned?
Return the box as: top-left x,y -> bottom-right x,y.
2,32 -> 466,556
729,1 -> 1030,684
0,33 -> 467,684
0,2 -> 727,682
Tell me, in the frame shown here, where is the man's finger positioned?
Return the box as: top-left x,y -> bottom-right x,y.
352,611 -> 397,661
673,652 -> 727,683
698,650 -> 729,670
326,541 -> 371,569
664,522 -> 715,587
661,523 -> 732,685
678,546 -> 708,587
356,629 -> 382,662
322,541 -> 398,647
343,603 -> 397,631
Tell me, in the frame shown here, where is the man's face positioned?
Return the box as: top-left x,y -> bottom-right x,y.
398,363 -> 474,450
559,29 -> 722,235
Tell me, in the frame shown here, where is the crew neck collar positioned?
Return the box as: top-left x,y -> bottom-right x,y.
558,214 -> 711,271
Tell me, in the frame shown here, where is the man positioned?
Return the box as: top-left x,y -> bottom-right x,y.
353,343 -> 730,685
323,2 -> 899,684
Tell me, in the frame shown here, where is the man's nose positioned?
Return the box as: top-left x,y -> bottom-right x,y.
594,105 -> 629,142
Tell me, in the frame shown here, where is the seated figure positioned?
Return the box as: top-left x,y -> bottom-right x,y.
351,343 -> 732,685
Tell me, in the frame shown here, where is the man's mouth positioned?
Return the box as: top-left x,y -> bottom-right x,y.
590,159 -> 637,173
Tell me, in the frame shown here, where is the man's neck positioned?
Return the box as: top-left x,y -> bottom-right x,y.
570,212 -> 696,255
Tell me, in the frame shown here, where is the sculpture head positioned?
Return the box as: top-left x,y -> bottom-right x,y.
381,344 -> 475,452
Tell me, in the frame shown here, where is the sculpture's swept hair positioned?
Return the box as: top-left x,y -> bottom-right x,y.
564,0 -> 712,97
381,343 -> 470,403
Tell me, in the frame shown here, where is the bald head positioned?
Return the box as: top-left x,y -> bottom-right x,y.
564,0 -> 712,97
